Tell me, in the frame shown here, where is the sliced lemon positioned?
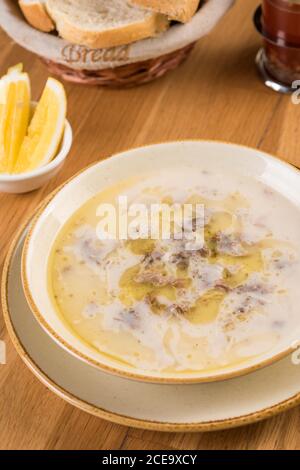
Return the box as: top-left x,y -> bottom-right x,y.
14,78 -> 66,173
0,80 -> 7,172
7,63 -> 23,75
0,72 -> 31,173
0,63 -> 24,171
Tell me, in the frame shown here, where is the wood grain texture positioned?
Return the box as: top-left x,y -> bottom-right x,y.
1,0 -> 300,450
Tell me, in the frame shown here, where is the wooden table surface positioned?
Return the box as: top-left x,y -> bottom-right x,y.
1,0 -> 300,451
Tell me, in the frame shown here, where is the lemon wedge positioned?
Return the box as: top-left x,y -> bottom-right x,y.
7,63 -> 23,75
14,77 -> 67,173
0,72 -> 31,173
0,64 -> 24,172
0,80 -> 7,173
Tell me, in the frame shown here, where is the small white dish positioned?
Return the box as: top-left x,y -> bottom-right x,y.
0,104 -> 72,194
3,223 -> 300,432
21,140 -> 300,384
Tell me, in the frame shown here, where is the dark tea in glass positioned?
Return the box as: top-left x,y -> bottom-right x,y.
261,0 -> 300,86
263,0 -> 300,46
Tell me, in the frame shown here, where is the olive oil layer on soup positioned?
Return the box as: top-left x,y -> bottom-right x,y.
49,169 -> 300,373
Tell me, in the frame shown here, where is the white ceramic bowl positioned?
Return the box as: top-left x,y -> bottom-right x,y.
21,141 -> 300,383
0,104 -> 72,194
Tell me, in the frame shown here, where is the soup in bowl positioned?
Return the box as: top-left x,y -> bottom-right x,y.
22,141 -> 300,383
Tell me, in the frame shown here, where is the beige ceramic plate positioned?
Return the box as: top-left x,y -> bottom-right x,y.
3,221 -> 300,432
21,141 -> 300,384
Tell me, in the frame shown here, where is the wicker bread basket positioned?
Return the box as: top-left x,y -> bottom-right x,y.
0,0 -> 234,87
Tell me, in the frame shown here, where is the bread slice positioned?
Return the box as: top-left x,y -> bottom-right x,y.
19,0 -> 55,32
130,0 -> 200,23
45,0 -> 169,49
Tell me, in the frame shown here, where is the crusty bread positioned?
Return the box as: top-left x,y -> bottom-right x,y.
130,0 -> 200,23
45,0 -> 169,49
19,0 -> 55,32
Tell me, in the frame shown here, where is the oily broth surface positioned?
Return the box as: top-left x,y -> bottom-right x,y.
48,168 -> 300,373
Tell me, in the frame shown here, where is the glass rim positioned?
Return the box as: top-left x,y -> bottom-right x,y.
264,0 -> 300,14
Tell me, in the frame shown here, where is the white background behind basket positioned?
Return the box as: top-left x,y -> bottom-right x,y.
0,0 -> 234,70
